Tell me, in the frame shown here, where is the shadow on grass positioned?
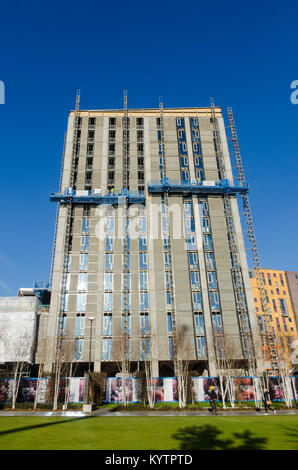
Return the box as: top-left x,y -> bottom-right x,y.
172,424 -> 267,450
0,416 -> 94,437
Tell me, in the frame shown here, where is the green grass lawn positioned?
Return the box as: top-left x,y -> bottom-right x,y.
0,416 -> 297,450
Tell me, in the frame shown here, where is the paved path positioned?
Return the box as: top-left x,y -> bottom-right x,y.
0,409 -> 297,417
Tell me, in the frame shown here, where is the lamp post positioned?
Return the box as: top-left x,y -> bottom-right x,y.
87,316 -> 95,405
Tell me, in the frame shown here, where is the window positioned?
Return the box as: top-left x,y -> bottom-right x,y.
139,253 -> 148,270
138,218 -> 146,233
184,200 -> 192,215
109,129 -> 116,140
121,272 -> 131,291
167,313 -> 173,333
63,293 -> 69,312
76,293 -> 86,312
205,252 -> 215,270
136,117 -> 143,126
104,273 -> 113,291
80,235 -> 89,252
106,217 -> 115,234
166,291 -> 172,307
104,292 -> 113,312
199,200 -> 209,216
122,253 -> 130,270
185,217 -> 195,233
79,254 -> 88,271
207,271 -> 218,290
140,271 -> 148,290
102,338 -> 112,360
87,143 -> 94,154
105,236 -> 114,252
282,317 -> 288,332
194,313 -> 205,335
137,143 -> 144,154
210,291 -> 220,310
74,339 -> 84,360
88,130 -> 94,141
140,314 -> 150,335
88,117 -> 96,126
82,217 -> 90,233
105,254 -> 113,271
279,298 -> 289,316
212,313 -> 223,334
196,336 -> 207,359
140,337 -> 150,361
202,218 -> 210,233
190,271 -> 200,290
189,252 -> 198,269
139,236 -> 147,251
121,314 -> 131,334
75,314 -> 85,336
181,170 -> 189,183
77,273 -> 88,291
180,157 -> 188,168
192,291 -> 202,310
140,292 -> 149,311
103,315 -> 112,336
276,317 -> 281,331
279,274 -> 284,286
109,117 -> 116,127
168,336 -> 174,359
203,234 -> 213,251
122,293 -> 131,311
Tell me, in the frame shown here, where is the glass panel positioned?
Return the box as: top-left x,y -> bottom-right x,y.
75,315 -> 85,336
77,273 -> 88,291
196,336 -> 207,359
76,293 -> 86,312
103,315 -> 112,336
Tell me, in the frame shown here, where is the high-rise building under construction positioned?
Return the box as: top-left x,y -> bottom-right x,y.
37,97 -> 264,377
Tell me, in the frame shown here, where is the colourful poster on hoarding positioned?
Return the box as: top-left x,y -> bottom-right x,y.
233,378 -> 255,401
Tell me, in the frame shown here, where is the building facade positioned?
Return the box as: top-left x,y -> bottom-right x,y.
37,106 -> 262,377
250,268 -> 298,367
285,271 -> 298,331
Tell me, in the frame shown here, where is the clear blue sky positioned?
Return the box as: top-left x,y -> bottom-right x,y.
0,0 -> 297,296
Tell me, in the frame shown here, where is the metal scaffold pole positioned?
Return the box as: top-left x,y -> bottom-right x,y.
55,89 -> 81,368
121,89 -> 130,375
159,98 -> 177,346
226,106 -> 279,374
210,98 -> 256,371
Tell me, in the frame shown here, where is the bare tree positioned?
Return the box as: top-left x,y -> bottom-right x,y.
113,326 -> 131,407
52,336 -> 75,411
212,333 -> 240,409
142,334 -> 155,409
171,326 -> 191,409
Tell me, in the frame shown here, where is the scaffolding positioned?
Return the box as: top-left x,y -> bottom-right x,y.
159,98 -> 177,344
227,107 -> 278,373
210,98 -> 256,370
121,90 -> 130,374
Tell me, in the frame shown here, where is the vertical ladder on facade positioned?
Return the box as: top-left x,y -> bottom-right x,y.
50,131 -> 67,289
56,90 -> 81,352
210,98 -> 255,366
121,90 -> 130,374
159,99 -> 177,341
227,107 -> 279,373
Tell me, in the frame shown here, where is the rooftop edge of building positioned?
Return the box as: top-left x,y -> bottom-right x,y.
68,106 -> 222,117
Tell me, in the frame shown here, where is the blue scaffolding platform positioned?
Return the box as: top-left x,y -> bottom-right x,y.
147,178 -> 249,195
33,281 -> 51,303
50,188 -> 146,206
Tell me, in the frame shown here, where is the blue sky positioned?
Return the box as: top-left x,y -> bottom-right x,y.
0,0 -> 297,296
